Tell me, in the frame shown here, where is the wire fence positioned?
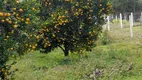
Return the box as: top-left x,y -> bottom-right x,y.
102,12 -> 142,42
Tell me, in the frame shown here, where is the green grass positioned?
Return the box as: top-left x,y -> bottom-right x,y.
7,24 -> 142,80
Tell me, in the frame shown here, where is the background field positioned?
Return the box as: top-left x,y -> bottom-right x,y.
8,23 -> 142,80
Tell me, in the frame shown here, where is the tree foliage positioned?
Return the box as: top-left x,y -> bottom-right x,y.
38,0 -> 113,56
0,0 -> 40,79
0,0 -> 112,79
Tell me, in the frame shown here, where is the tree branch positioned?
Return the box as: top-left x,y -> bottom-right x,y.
58,45 -> 65,52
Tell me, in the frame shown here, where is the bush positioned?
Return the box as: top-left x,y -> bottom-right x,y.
122,19 -> 128,24
112,19 -> 120,23
97,30 -> 112,45
112,19 -> 128,24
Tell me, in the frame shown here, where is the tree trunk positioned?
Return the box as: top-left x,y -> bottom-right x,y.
58,42 -> 69,56
64,49 -> 69,56
64,42 -> 69,56
0,72 -> 5,80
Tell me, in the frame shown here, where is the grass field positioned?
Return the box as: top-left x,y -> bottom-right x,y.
7,23 -> 142,80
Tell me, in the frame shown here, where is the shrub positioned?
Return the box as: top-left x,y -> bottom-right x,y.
97,30 -> 112,45
112,19 -> 120,23
122,19 -> 128,24
112,19 -> 128,24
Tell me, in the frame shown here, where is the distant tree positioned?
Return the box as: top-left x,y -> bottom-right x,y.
38,0 -> 113,56
111,0 -> 142,13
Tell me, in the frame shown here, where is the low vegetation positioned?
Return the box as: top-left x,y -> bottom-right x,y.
6,24 -> 142,80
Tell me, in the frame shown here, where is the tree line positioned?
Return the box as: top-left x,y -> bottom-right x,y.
111,0 -> 142,13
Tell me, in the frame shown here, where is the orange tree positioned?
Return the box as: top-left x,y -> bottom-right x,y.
0,0 -> 41,79
38,0 -> 113,56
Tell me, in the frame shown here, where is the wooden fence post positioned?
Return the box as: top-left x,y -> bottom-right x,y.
131,13 -> 134,27
107,16 -> 110,31
120,13 -> 123,28
129,15 -> 133,37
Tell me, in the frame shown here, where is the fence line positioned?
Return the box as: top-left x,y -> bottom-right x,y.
104,12 -> 142,37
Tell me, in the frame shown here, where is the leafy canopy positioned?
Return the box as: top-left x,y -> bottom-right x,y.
38,0 -> 113,56
0,0 -> 40,79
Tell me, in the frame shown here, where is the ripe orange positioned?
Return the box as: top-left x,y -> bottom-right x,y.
13,12 -> 16,15
1,68 -> 4,72
75,2 -> 79,6
36,36 -> 39,39
10,48 -> 14,51
6,18 -> 9,22
7,13 -> 11,17
13,25 -> 18,28
6,35 -> 9,39
26,18 -> 30,22
3,13 -> 7,17
0,12 -> 4,17
19,8 -> 23,13
21,18 -> 24,21
32,46 -> 36,49
29,35 -> 32,37
8,20 -> 12,24
12,8 -> 16,11
35,44 -> 38,47
1,19 -> 5,22
16,1 -> 20,4
16,14 -> 19,17
48,44 -> 51,46
32,8 -> 35,11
